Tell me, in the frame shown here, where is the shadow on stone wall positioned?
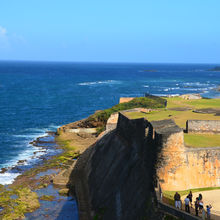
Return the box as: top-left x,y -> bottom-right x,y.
66,112 -> 168,220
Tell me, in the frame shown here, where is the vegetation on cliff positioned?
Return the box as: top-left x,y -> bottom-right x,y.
85,96 -> 166,130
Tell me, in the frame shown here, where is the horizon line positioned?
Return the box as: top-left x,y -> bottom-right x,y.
0,59 -> 219,65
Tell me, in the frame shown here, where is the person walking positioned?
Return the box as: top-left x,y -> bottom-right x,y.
188,191 -> 193,208
184,196 -> 190,213
206,204 -> 212,220
202,207 -> 206,220
195,197 -> 199,216
174,192 -> 181,209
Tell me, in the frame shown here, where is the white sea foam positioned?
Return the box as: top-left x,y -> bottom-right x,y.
152,93 -> 180,97
163,87 -> 180,91
0,125 -> 60,185
143,85 -> 149,88
0,172 -> 21,185
183,82 -> 211,87
78,80 -> 120,86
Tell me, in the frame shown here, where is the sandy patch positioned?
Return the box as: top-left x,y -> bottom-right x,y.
192,190 -> 220,219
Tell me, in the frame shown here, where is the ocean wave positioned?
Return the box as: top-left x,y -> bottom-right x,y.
78,80 -> 120,86
183,82 -> 211,87
0,143 -> 48,185
152,93 -> 180,97
163,87 -> 180,91
0,172 -> 21,185
0,125 -> 59,185
143,85 -> 149,88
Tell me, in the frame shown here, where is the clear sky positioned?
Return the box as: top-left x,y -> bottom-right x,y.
0,0 -> 220,63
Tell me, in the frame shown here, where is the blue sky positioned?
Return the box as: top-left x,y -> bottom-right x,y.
0,0 -> 220,63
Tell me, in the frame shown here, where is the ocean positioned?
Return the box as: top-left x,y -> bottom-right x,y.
0,61 -> 219,184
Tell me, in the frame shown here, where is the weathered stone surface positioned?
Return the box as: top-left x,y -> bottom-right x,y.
186,120 -> 220,133
155,119 -> 220,191
106,112 -> 118,131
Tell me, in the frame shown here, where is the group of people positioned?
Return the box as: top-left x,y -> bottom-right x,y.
174,191 -> 212,220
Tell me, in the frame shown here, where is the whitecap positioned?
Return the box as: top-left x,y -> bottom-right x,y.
0,172 -> 21,185
78,80 -> 120,86
152,93 -> 179,97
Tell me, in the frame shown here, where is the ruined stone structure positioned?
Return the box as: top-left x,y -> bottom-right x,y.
186,120 -> 220,133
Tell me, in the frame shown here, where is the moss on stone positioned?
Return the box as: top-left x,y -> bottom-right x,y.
58,188 -> 69,196
39,195 -> 55,201
0,186 -> 40,220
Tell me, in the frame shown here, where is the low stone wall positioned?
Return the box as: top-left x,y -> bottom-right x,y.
119,97 -> 134,103
186,120 -> 220,133
158,202 -> 200,220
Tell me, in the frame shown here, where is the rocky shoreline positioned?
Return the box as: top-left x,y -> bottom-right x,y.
0,127 -> 88,219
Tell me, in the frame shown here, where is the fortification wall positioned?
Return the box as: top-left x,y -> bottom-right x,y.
71,113 -> 220,219
158,146 -> 220,191
72,113 -> 161,220
186,120 -> 220,133
155,120 -> 220,191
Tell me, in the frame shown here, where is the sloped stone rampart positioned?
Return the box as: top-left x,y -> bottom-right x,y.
72,113 -> 161,220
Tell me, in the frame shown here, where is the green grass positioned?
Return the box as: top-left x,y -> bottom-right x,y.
184,133 -> 220,147
166,97 -> 220,109
125,109 -> 220,129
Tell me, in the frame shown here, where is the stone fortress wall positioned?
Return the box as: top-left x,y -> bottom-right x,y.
186,120 -> 220,133
71,111 -> 220,219
155,121 -> 220,190
105,111 -> 220,191
72,113 -> 160,220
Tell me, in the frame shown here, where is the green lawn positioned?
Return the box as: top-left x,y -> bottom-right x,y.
184,133 -> 220,148
166,97 -> 220,109
125,109 -> 219,129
